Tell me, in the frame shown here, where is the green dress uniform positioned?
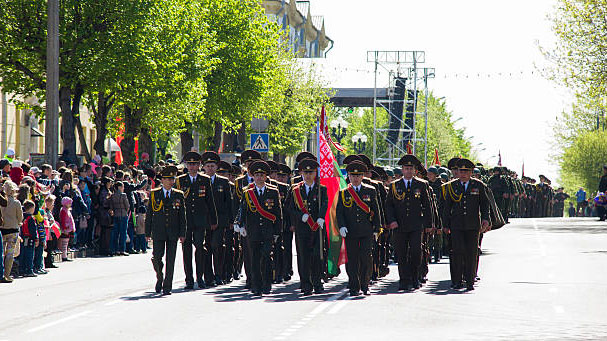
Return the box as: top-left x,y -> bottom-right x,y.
385,155 -> 433,290
176,152 -> 218,289
336,161 -> 381,296
442,159 -> 490,290
236,161 -> 282,296
287,159 -> 328,295
145,166 -> 187,295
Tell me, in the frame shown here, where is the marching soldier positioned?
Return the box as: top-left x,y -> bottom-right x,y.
217,160 -> 238,282
176,151 -> 218,290
287,158 -> 328,295
145,166 -> 187,295
266,161 -> 292,283
276,163 -> 294,281
234,160 -> 282,296
233,150 -> 263,288
385,155 -> 433,291
201,151 -> 233,286
442,158 -> 490,291
488,167 -> 510,223
337,161 -> 381,296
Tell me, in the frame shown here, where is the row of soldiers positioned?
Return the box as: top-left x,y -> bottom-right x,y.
485,167 -> 567,219
144,149 -> 505,296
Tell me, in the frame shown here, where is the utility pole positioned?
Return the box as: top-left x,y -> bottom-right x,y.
45,0 -> 60,167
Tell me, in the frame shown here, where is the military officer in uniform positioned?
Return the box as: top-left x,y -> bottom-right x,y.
217,160 -> 238,282
176,151 -> 218,290
266,161 -> 291,284
287,158 -> 328,295
145,166 -> 187,295
385,155 -> 433,291
442,158 -> 490,291
201,151 -> 233,286
233,150 -> 262,287
234,160 -> 282,296
337,161 -> 381,296
276,164 -> 294,281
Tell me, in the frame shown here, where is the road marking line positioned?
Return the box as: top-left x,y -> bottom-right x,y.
327,295 -> 355,314
27,311 -> 91,333
532,219 -> 547,256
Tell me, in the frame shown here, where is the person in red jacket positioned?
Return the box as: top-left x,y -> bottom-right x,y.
19,200 -> 39,277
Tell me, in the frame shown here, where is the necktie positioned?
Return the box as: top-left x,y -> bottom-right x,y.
166,190 -> 170,199
258,189 -> 262,197
406,180 -> 410,190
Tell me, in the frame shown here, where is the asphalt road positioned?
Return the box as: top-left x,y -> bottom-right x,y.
1,217 -> 607,340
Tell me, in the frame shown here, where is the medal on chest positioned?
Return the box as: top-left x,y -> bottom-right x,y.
198,185 -> 206,197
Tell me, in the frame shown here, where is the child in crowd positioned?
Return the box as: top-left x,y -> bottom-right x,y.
19,200 -> 39,277
43,195 -> 59,269
59,197 -> 75,262
134,191 -> 148,253
33,202 -> 48,275
568,202 -> 576,217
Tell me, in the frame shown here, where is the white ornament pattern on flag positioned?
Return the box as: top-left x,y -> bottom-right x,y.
319,132 -> 335,179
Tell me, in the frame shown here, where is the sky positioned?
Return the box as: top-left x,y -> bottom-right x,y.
308,0 -> 568,183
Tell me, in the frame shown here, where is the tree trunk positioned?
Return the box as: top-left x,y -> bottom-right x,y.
180,121 -> 193,156
71,85 -> 91,162
223,132 -> 234,153
59,86 -> 78,165
212,122 -> 222,152
92,91 -> 114,157
138,127 -> 154,164
237,124 -> 246,153
121,105 -> 143,165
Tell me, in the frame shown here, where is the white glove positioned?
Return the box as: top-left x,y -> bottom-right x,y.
373,232 -> 379,241
301,213 -> 309,223
240,228 -> 247,237
233,224 -> 241,233
316,218 -> 325,228
339,227 -> 348,238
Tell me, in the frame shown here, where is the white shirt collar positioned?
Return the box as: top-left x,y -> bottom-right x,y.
255,185 -> 266,193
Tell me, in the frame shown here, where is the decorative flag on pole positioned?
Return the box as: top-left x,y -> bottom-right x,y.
115,117 -> 124,164
522,161 -> 525,177
318,126 -> 348,274
406,142 -> 413,154
320,105 -> 346,153
497,150 -> 502,166
432,148 -> 440,166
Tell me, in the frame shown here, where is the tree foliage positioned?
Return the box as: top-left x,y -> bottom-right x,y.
545,0 -> 607,190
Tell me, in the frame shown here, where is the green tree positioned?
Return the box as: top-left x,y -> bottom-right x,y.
544,1 -> 607,190
560,130 -> 607,195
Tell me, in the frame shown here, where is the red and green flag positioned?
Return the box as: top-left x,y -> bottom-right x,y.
318,130 -> 348,275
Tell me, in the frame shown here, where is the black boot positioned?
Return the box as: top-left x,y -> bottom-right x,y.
151,257 -> 164,293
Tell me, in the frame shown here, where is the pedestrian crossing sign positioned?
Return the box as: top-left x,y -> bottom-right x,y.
250,133 -> 269,152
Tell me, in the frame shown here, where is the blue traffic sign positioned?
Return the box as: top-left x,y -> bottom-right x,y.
250,133 -> 269,152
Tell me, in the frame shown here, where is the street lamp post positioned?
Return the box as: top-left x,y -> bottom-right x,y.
330,117 -> 348,164
352,131 -> 367,154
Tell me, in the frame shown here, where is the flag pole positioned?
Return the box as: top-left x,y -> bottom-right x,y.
317,113 -> 324,261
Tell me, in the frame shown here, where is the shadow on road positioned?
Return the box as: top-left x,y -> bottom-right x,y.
207,280 -> 349,303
